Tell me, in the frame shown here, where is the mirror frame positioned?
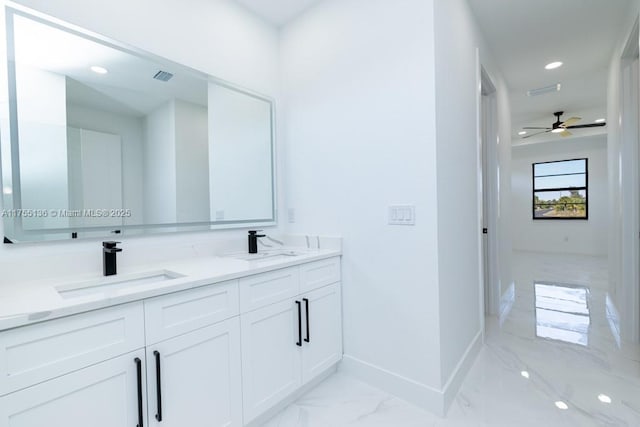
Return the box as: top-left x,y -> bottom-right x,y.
0,2 -> 277,243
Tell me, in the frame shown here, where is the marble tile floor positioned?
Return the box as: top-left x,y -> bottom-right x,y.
261,251 -> 640,426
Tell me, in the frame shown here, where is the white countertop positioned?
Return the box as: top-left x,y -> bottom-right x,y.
0,248 -> 341,332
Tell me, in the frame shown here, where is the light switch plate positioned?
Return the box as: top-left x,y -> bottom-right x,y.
288,208 -> 296,223
388,205 -> 415,225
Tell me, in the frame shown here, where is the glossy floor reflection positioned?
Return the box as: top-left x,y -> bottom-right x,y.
534,282 -> 590,346
261,251 -> 640,426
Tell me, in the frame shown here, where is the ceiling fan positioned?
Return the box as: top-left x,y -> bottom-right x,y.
522,111 -> 606,139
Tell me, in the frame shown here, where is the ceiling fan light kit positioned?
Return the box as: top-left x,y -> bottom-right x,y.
521,111 -> 606,139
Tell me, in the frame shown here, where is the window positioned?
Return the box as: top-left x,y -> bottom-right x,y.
532,158 -> 588,220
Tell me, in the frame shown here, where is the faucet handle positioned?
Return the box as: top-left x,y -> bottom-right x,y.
102,241 -> 121,249
248,230 -> 266,237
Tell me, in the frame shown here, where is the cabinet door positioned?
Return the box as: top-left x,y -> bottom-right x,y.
301,283 -> 343,384
0,350 -> 146,427
240,298 -> 302,423
146,317 -> 242,427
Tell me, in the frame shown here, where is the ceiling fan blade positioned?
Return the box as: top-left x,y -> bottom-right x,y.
560,130 -> 572,137
522,127 -> 552,130
522,130 -> 552,139
565,123 -> 606,129
560,117 -> 581,127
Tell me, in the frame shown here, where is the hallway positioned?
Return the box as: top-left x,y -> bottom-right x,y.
262,251 -> 640,426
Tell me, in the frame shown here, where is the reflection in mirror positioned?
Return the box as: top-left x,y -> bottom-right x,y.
209,84 -> 274,222
0,6 -> 276,243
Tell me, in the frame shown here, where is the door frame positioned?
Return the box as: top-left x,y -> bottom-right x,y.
618,18 -> 640,343
476,52 -> 501,334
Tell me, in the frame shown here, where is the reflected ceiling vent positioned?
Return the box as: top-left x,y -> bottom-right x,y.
153,70 -> 174,82
527,83 -> 561,97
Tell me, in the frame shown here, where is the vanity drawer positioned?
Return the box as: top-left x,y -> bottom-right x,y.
0,302 -> 144,396
144,280 -> 239,344
239,267 -> 300,313
300,257 -> 341,293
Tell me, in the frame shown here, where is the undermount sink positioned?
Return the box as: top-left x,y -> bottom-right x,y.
230,249 -> 307,262
56,269 -> 184,299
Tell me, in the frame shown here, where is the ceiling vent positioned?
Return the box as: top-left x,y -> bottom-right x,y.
153,70 -> 174,82
527,83 -> 561,97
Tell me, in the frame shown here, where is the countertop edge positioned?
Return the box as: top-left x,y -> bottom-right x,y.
0,250 -> 342,332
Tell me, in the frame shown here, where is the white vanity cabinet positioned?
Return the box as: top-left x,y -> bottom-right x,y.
240,257 -> 342,424
241,297 -> 303,420
143,280 -> 242,427
0,349 -> 148,427
0,302 -> 147,427
300,282 -> 342,383
145,318 -> 242,427
0,254 -> 341,427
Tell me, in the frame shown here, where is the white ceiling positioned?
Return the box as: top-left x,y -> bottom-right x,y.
233,0 -> 322,26
467,0 -> 633,143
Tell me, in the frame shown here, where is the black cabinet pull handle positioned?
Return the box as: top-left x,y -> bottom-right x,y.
303,298 -> 310,343
134,357 -> 144,427
154,351 -> 163,422
295,300 -> 302,347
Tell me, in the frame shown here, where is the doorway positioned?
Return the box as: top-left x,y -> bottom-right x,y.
618,18 -> 640,342
480,66 -> 499,317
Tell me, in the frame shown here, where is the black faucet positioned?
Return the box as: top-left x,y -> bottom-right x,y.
103,241 -> 122,276
248,230 -> 265,254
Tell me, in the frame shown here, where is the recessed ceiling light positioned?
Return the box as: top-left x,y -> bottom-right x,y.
551,128 -> 564,133
598,394 -> 612,404
595,118 -> 606,123
518,131 -> 527,136
555,401 -> 569,410
90,65 -> 108,74
520,371 -> 530,378
545,61 -> 563,70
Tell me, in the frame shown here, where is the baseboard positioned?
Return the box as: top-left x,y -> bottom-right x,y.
339,355 -> 446,416
339,330 -> 483,417
440,330 -> 483,411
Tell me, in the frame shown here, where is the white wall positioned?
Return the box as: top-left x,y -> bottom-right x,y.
281,0 -> 442,408
434,0 -> 513,401
434,0 -> 480,388
281,0 -> 510,415
13,0 -> 279,96
511,136 -> 608,256
0,0 -> 281,284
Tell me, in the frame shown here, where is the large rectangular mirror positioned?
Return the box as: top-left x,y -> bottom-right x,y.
0,5 -> 276,243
